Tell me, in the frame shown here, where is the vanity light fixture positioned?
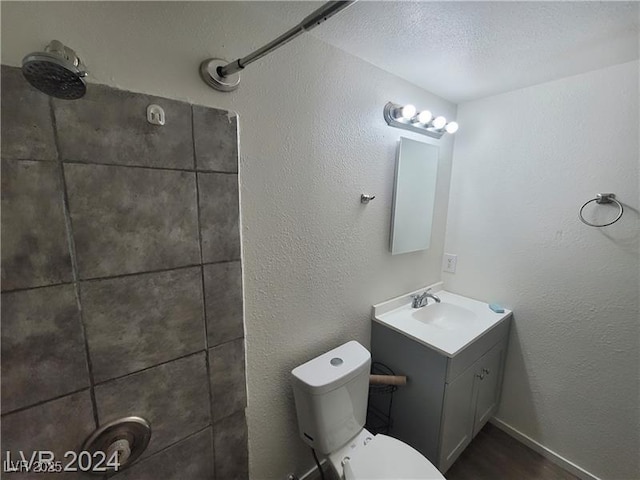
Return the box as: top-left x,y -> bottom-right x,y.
445,122 -> 459,134
392,104 -> 417,122
383,102 -> 459,139
431,116 -> 447,130
414,110 -> 433,125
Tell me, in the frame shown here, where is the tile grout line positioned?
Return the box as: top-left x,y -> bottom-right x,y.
192,104 -> 220,475
79,262 -> 203,284
118,424 -> 213,472
2,157 -> 239,175
76,259 -> 241,284
59,157 -> 238,175
1,258 -> 242,294
48,96 -> 100,429
94,348 -> 212,387
0,387 -> 92,418
1,280 -> 74,294
1,341 -> 245,417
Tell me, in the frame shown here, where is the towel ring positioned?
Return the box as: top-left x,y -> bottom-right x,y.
579,193 -> 623,227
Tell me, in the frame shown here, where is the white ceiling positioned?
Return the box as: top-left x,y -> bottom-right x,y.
250,1 -> 640,103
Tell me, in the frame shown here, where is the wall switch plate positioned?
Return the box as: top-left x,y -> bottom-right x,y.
443,253 -> 457,273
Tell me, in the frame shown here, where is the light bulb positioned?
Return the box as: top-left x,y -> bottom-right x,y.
432,116 -> 447,129
445,122 -> 459,134
415,110 -> 433,124
396,104 -> 416,121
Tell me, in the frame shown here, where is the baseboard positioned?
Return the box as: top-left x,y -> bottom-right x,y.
490,418 -> 602,480
298,463 -> 317,480
298,459 -> 331,480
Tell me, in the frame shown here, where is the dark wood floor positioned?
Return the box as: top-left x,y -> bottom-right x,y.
446,423 -> 579,480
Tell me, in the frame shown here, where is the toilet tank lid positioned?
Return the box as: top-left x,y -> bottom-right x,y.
291,341 -> 371,395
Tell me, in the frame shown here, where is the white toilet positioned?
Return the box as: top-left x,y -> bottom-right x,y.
291,340 -> 446,480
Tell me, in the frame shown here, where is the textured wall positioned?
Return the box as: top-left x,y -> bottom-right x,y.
443,61 -> 639,480
1,66 -> 247,479
298,1 -> 640,103
0,3 -> 458,477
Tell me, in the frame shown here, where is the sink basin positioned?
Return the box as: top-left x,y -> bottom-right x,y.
372,285 -> 511,357
411,303 -> 477,330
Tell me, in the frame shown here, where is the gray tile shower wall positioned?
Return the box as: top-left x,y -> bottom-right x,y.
193,105 -> 239,173
0,284 -> 89,414
0,65 -> 247,480
64,163 -> 201,278
0,67 -> 57,161
81,267 -> 205,382
53,85 -> 195,170
1,159 -> 73,289
1,391 -> 96,480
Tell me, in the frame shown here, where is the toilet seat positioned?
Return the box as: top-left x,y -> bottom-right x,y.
342,434 -> 445,480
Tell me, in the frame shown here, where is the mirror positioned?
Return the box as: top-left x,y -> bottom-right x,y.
390,137 -> 439,255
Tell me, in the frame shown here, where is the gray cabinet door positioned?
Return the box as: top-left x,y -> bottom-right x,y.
472,342 -> 505,437
438,364 -> 476,472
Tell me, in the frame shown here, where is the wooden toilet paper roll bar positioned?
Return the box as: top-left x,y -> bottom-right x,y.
369,374 -> 407,386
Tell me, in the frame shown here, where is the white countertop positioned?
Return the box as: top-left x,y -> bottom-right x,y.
372,285 -> 512,358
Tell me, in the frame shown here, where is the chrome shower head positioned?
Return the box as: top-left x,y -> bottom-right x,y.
22,40 -> 88,100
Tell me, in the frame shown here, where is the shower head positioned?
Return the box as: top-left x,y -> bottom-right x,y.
22,40 -> 88,100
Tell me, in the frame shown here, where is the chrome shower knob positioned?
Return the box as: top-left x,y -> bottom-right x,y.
82,416 -> 151,474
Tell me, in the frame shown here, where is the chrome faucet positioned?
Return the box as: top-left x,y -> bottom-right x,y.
411,289 -> 441,308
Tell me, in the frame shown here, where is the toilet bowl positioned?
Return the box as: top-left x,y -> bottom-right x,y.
328,428 -> 444,479
291,341 -> 445,480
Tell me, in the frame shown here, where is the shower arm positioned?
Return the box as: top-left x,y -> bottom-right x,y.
219,1 -> 356,77
200,1 -> 356,91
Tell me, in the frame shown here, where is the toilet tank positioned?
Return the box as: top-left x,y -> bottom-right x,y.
291,341 -> 371,455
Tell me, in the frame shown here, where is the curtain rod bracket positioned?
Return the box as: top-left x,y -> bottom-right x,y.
200,58 -> 241,92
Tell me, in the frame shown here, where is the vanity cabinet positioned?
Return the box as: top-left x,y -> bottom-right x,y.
439,339 -> 506,471
370,315 -> 510,473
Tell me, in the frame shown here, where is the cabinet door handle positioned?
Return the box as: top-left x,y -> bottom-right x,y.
482,368 -> 490,375
476,373 -> 485,380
